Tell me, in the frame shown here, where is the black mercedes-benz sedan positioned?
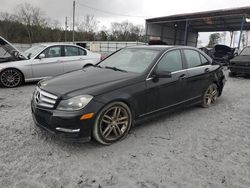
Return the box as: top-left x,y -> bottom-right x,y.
228,46 -> 250,77
31,46 -> 226,145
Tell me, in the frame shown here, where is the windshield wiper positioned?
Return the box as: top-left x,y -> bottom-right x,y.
104,66 -> 127,72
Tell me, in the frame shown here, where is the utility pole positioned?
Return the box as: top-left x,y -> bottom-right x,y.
65,17 -> 68,42
73,0 -> 75,43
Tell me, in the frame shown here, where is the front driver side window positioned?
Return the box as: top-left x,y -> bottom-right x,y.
43,46 -> 61,58
156,50 -> 183,72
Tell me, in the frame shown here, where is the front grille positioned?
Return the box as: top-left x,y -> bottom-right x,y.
34,87 -> 58,109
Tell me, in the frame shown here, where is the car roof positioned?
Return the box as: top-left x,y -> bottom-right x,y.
127,45 -> 198,51
34,43 -> 84,48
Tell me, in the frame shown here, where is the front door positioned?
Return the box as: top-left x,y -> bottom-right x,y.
145,49 -> 189,113
32,46 -> 64,79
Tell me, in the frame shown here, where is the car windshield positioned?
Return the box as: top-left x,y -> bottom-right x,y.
240,47 -> 250,56
99,48 -> 160,73
0,44 -> 12,58
24,44 -> 46,58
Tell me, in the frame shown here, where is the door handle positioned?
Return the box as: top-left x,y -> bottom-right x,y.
179,74 -> 187,80
204,68 -> 210,73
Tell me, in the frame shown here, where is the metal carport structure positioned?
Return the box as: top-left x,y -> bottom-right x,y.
146,7 -> 250,48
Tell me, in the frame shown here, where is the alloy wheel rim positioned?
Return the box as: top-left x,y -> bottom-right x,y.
205,85 -> 218,105
100,106 -> 129,141
0,70 -> 21,87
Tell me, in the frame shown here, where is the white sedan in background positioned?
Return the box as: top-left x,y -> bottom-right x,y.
0,36 -> 101,87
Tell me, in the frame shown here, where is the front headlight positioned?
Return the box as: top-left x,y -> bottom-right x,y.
57,95 -> 93,111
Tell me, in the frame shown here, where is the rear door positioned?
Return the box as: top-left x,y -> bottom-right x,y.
32,45 -> 64,79
62,45 -> 89,73
182,49 -> 211,98
146,49 -> 189,112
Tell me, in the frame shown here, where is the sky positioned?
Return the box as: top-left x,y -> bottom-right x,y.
1,0 -> 250,46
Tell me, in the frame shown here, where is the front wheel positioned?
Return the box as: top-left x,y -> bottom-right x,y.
0,69 -> 23,88
93,102 -> 132,145
201,83 -> 219,108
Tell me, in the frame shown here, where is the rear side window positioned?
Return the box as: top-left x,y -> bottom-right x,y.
200,54 -> 210,65
184,49 -> 201,68
65,46 -> 86,56
79,48 -> 87,55
156,50 -> 183,72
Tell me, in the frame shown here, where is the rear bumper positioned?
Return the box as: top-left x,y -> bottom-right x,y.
228,65 -> 250,74
31,99 -> 104,142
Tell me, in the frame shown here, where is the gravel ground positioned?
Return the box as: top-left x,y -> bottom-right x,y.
0,71 -> 250,188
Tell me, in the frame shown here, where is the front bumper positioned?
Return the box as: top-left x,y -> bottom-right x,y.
31,99 -> 104,142
228,65 -> 250,74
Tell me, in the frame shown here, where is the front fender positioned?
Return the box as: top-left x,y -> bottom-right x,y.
94,81 -> 147,119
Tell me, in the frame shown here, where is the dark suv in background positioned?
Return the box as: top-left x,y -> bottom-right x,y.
228,46 -> 250,77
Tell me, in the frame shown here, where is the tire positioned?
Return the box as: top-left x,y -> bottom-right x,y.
201,83 -> 219,108
228,71 -> 236,77
93,101 -> 132,145
0,69 -> 23,88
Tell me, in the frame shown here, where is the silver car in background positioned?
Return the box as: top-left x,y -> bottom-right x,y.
0,36 -> 101,87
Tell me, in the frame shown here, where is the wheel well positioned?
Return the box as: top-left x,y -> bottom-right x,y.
113,99 -> 135,119
83,63 -> 93,68
1,68 -> 25,83
97,99 -> 134,121
91,99 -> 134,136
213,81 -> 222,96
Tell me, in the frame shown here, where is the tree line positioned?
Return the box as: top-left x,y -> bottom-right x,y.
0,3 -> 145,44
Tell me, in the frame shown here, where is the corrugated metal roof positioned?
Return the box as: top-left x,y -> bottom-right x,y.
146,6 -> 250,32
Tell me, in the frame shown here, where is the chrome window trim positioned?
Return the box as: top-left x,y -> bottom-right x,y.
146,48 -> 212,81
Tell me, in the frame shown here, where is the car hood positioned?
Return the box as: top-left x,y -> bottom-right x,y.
0,37 -> 27,62
230,55 -> 250,66
214,44 -> 233,53
39,67 -> 140,98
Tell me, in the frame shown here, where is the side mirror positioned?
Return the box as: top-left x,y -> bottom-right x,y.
38,53 -> 45,59
154,70 -> 172,78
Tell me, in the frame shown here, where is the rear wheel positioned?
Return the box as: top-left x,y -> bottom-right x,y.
93,102 -> 132,145
201,83 -> 219,108
0,69 -> 23,88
